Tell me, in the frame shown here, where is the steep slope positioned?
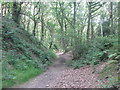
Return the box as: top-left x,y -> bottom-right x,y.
2,17 -> 56,88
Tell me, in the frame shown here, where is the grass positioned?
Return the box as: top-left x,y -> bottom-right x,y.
2,17 -> 55,88
2,55 -> 44,88
3,66 -> 43,88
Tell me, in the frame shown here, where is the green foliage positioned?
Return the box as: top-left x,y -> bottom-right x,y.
2,17 -> 55,87
85,45 -> 101,65
73,42 -> 88,59
98,60 -> 119,88
2,51 -> 45,87
67,59 -> 85,69
69,36 -> 118,69
101,21 -> 110,36
104,77 -> 119,88
46,49 -> 57,60
115,55 -> 120,60
3,66 -> 42,88
86,36 -> 118,62
106,60 -> 118,65
96,36 -> 118,50
108,53 -> 117,59
2,49 -> 47,88
2,2 -> 119,88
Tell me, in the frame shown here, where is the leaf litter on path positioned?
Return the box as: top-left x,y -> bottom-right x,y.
12,52 -> 105,88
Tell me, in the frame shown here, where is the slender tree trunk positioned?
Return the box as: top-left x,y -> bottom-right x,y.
64,20 -> 68,47
110,2 -> 113,35
27,5 -> 32,31
27,18 -> 30,31
1,4 -> 4,16
100,16 -> 103,37
32,4 -> 37,36
23,15 -> 26,29
49,27 -> 54,49
73,2 -> 76,47
91,19 -> 94,40
33,21 -> 37,36
41,10 -> 44,42
87,2 -> 91,41
73,2 -> 78,58
118,2 -> 120,52
49,42 -> 53,49
60,3 -> 65,49
73,2 -> 76,29
12,2 -> 21,24
87,12 -> 90,40
61,8 -> 64,48
4,4 -> 7,15
56,2 -> 65,49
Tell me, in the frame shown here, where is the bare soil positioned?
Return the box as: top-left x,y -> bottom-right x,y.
12,52 -> 105,88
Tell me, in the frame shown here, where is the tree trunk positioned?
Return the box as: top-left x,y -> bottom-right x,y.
27,5 -> 32,31
41,10 -> 44,42
33,21 -> 37,36
72,2 -> 77,48
1,4 -> 4,16
73,2 -> 76,29
91,19 -> 94,40
87,2 -> 91,41
118,2 -> 120,52
110,2 -> 113,35
100,16 -> 103,37
27,18 -> 30,31
12,2 -> 22,24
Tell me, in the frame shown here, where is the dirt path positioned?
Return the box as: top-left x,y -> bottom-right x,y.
12,52 -> 103,88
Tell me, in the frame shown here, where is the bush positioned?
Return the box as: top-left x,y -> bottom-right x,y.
72,42 -> 89,59
94,36 -> 117,51
69,36 -> 118,68
85,36 -> 118,63
67,59 -> 85,69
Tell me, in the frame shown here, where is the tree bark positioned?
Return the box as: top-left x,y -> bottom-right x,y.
91,19 -> 94,40
72,2 -> 77,48
41,9 -> 44,42
118,2 -> 120,52
100,16 -> 103,37
87,2 -> 91,41
110,2 -> 113,35
33,21 -> 37,36
12,2 -> 22,24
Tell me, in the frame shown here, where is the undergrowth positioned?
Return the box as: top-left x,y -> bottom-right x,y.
68,36 -> 118,68
98,60 -> 119,88
67,35 -> 119,88
2,17 -> 56,88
